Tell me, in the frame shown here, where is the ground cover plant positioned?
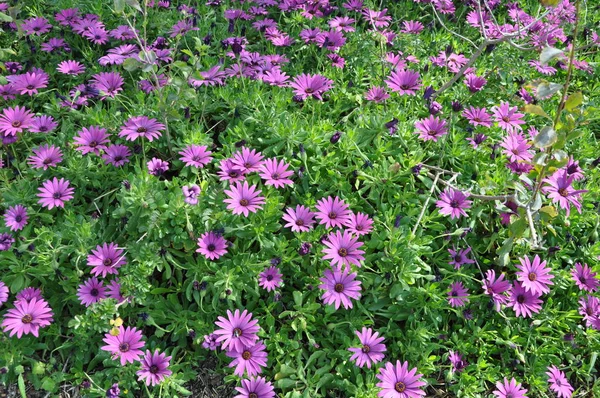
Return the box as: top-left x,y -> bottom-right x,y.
0,0 -> 599,396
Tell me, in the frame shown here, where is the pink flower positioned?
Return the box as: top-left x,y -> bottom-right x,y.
546,366 -> 573,398
73,126 -> 110,155
234,377 -> 275,398
348,327 -> 386,369
322,230 -> 365,269
401,20 -> 424,34
91,72 -> 124,99
196,232 -> 228,260
0,106 -> 34,136
448,247 -> 475,269
515,255 -> 554,295
376,360 -> 425,398
542,170 -> 587,216
30,115 -> 58,133
289,73 -> 333,100
385,69 -> 421,96
10,71 -> 49,96
77,277 -> 107,307
179,145 -> 213,168
464,73 -> 487,93
4,205 -> 28,231
258,266 -> 283,292
483,270 -> 511,311
137,350 -> 172,386
314,196 -> 352,229
147,158 -> 169,176
259,158 -> 294,188
436,188 -> 471,219
414,115 -> 448,142
462,106 -> 493,128
448,281 -> 469,307
232,147 -> 265,173
119,116 -> 165,142
319,266 -> 362,310
101,326 -> 145,365
1,297 -> 53,338
224,181 -> 266,217
346,212 -> 373,236
27,145 -> 63,170
87,243 -> 126,277
102,145 -> 131,167
491,102 -> 526,132
500,131 -> 533,162
218,159 -> 246,183
37,178 -> 75,210
365,86 -> 390,103
493,377 -> 528,398
57,60 -> 86,75
282,205 -> 315,232
214,309 -> 260,352
182,184 -> 201,205
508,281 -> 542,318
226,342 -> 268,377
571,262 -> 598,292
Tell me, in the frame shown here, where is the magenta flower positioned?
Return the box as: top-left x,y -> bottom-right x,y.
1,297 -> 53,338
258,266 -> 283,292
218,159 -> 247,183
119,116 -> 165,142
346,212 -> 373,236
232,147 -> 265,174
37,178 -> 75,210
376,360 -> 426,398
542,170 -> 587,216
137,350 -> 172,386
365,86 -> 390,103
214,309 -> 260,352
289,73 -> 334,100
224,181 -> 266,217
91,72 -> 124,99
10,71 -> 49,96
82,26 -> 109,45
0,233 -> 14,251
0,282 -> 8,307
30,115 -> 58,133
546,366 -> 573,398
448,247 -> 475,269
21,17 -> 53,35
493,377 -> 528,398
315,30 -> 346,50
262,68 -> 290,87
106,279 -> 124,302
88,243 -> 126,277
259,158 -> 294,188
508,281 -> 543,318
466,133 -> 488,149
189,65 -> 227,87
462,106 -> 493,128
4,205 -> 28,231
314,196 -> 352,229
322,230 -> 365,269
27,145 -> 63,170
179,144 -> 213,168
319,266 -> 362,310
578,295 -> 599,327
73,126 -> 110,155
362,8 -> 392,28
102,145 -> 131,167
500,131 -> 533,162
77,277 -> 107,307
401,20 -> 424,34
448,282 -> 469,308
385,70 -> 421,96
101,326 -> 145,366
492,102 -> 526,132
147,158 -> 170,176
15,287 -> 42,303
348,327 -> 386,369
448,351 -> 467,372
57,60 -> 86,75
196,232 -> 228,260
226,341 -> 268,377
414,115 -> 448,142
436,188 -> 471,219
202,333 -> 219,351
464,73 -> 487,93
560,157 -> 584,181
571,262 -> 598,292
169,19 -> 198,38
282,205 -> 316,232
516,255 -> 554,295
234,376 -> 275,398
0,106 -> 34,136
483,270 -> 511,311
329,16 -> 356,32
182,185 -> 201,205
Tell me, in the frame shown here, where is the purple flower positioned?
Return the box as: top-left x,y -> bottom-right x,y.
202,333 -> 219,350
448,247 -> 475,269
348,327 -> 386,369
385,70 -> 421,96
258,266 -> 283,292
88,243 -> 126,277
232,147 -> 265,174
4,205 -> 28,231
224,181 -> 265,217
401,20 -> 424,34
218,159 -> 247,183
282,205 -> 316,233
289,74 -> 333,100
102,145 -> 131,167
466,133 -> 488,149
0,282 -> 8,307
0,233 -> 14,251
179,145 -> 213,168
57,61 -> 86,75
21,17 -> 52,36
319,266 -> 362,310
73,126 -> 110,155
346,212 -> 373,236
137,350 -> 172,386
101,326 -> 145,366
0,106 -> 34,136
91,72 -> 124,99
10,71 -> 49,96
436,188 -> 472,219
1,297 -> 53,338
147,158 -> 170,176
214,309 -> 260,352
491,102 -> 526,132
365,86 -> 390,103
542,170 -> 587,216
226,341 -> 268,377
414,115 -> 448,142
322,230 -> 365,269
448,350 -> 467,372
119,116 -> 165,142
314,196 -> 352,229
196,232 -> 228,260
515,255 -> 554,295
508,281 -> 542,318
464,73 -> 487,93
234,376 -> 275,398
27,145 -> 63,170
493,377 -> 528,398
77,277 -> 107,307
375,360 -> 426,398
578,295 -> 599,327
30,115 -> 58,133
483,270 -> 511,311
448,282 -> 469,308
82,26 -> 109,45
182,185 -> 201,205
462,106 -> 493,128
546,366 -> 573,398
571,262 -> 599,292
189,65 -> 227,87
37,178 -> 75,210
259,158 -> 294,188
15,287 -> 42,303
500,131 -> 533,163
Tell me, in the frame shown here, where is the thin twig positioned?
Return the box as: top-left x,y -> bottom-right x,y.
412,173 -> 441,235
425,172 -> 515,202
526,206 -> 539,249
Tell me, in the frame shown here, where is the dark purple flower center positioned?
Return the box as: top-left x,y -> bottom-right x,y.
103,258 -> 113,266
567,164 -> 578,174
271,173 -> 280,179
266,275 -> 273,281
119,343 -> 130,352
233,327 -> 242,337
240,199 -> 249,206
454,255 -> 463,263
89,141 -> 98,148
586,308 -> 594,316
451,291 -> 458,297
192,155 -> 200,162
149,365 -> 159,374
328,212 -> 337,219
242,351 -> 251,360
21,314 -> 33,324
137,127 -> 147,133
27,84 -> 35,90
229,171 -> 239,178
450,200 -> 460,208
15,215 -> 22,222
580,276 -> 587,283
355,225 -> 363,231
249,394 -> 258,398
334,283 -> 344,293
517,295 -> 525,304
12,121 -> 21,127
361,345 -> 370,353
114,156 -> 123,162
43,158 -> 53,165
338,248 -> 348,257
502,116 -> 511,122
558,188 -> 568,197
528,272 -> 537,281
53,192 -> 62,199
295,219 -> 305,226
207,244 -> 216,251
305,88 -> 314,94
91,288 -> 99,296
39,126 -> 48,131
394,381 -> 406,393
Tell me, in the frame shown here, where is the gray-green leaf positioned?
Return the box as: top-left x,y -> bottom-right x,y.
534,126 -> 557,148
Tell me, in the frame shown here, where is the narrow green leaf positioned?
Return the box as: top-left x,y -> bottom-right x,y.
113,0 -> 125,13
18,374 -> 26,398
0,12 -> 12,22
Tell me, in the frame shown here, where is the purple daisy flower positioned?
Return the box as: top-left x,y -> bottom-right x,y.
462,106 -> 493,128
4,205 -> 28,231
29,115 -> 58,133
385,69 -> 421,96
91,72 -> 124,99
282,205 -> 316,232
322,230 -> 365,269
258,266 -> 283,292
500,131 -> 533,163
401,20 -> 424,34
414,115 -> 448,142
436,188 -> 472,219
464,73 -> 487,93
346,212 -> 373,236
147,158 -> 170,176
202,333 -> 219,350
179,145 -> 213,168
365,86 -> 390,103
217,159 -> 247,183
21,17 -> 52,36
182,185 -> 201,205
101,326 -> 145,366
15,287 -> 43,303
516,255 -> 554,295
483,270 -> 511,311
106,279 -> 124,302
119,116 -> 165,142
542,170 -> 587,217
82,26 -> 109,45
466,133 -> 488,149
348,327 -> 386,369
189,65 -> 227,87
546,365 -> 573,398
77,277 -> 107,307
491,102 -> 526,133
223,181 -> 265,217
196,232 -> 228,260
259,158 -> 294,188
102,145 -> 131,167
54,8 -> 81,26
214,309 -> 260,352
37,178 -> 75,210
493,377 -> 528,398
10,71 -> 49,96
376,360 -> 426,398
289,73 -> 333,100
27,145 -> 63,170
234,376 -> 275,398
57,61 -> 86,75
448,350 -> 467,372
0,106 -> 34,136
137,350 -> 172,386
0,233 -> 14,251
73,126 -> 110,155
314,196 -> 353,229
448,282 -> 469,308
88,243 -> 126,277
226,341 -> 268,377
448,247 -> 475,269
578,295 -> 599,327
232,147 -> 265,174
571,262 -> 599,292
508,281 -> 543,318
319,266 -> 362,310
0,282 -> 8,307
1,297 -> 53,338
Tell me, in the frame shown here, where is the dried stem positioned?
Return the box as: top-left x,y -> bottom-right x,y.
425,172 -> 515,202
412,173 -> 441,236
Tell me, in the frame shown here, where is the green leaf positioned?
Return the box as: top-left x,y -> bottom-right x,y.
540,0 -> 560,6
0,12 -> 12,22
565,92 -> 583,111
535,82 -> 563,99
534,126 -> 557,148
41,377 -> 56,392
522,104 -> 550,119
113,0 -> 125,13
18,374 -> 26,398
125,0 -> 143,12
540,47 -> 564,65
122,57 -> 140,71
